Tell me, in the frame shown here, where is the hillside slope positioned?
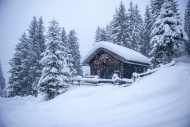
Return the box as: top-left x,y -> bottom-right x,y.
0,62 -> 190,127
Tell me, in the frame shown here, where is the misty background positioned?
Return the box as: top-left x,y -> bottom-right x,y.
0,0 -> 188,82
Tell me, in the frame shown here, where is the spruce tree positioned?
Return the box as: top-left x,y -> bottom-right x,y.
133,4 -> 143,52
100,28 -> 107,42
67,29 -> 83,76
168,0 -> 179,15
141,5 -> 152,57
111,2 -> 129,47
28,16 -> 46,96
150,0 -> 187,67
26,16 -> 38,95
61,28 -> 68,48
8,17 -> 46,97
150,0 -> 164,27
61,28 -> 72,80
150,0 -> 164,19
127,2 -> 143,52
105,22 -> 112,42
0,60 -> 6,97
8,33 -> 31,97
38,19 -> 68,100
149,0 -> 165,55
94,26 -> 102,43
184,0 -> 190,56
94,26 -> 107,43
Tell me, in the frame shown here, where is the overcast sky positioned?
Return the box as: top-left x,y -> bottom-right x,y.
0,0 -> 188,82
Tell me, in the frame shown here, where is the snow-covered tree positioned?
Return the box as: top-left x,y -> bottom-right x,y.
27,16 -> 46,96
184,0 -> 190,56
38,19 -> 68,100
111,2 -> 129,47
0,60 -> 6,97
61,27 -> 72,80
127,2 -> 143,52
149,0 -> 164,29
8,17 -> 46,97
141,5 -> 152,57
133,4 -> 143,52
8,33 -> 31,97
168,0 -> 180,15
94,26 -> 107,43
67,29 -> 83,76
95,26 -> 102,43
150,0 -> 188,67
61,28 -> 68,48
27,17 -> 38,85
105,23 -> 112,42
100,28 -> 107,42
150,0 -> 164,20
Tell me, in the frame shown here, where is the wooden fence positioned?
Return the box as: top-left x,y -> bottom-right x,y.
132,61 -> 176,82
71,77 -> 133,86
72,61 -> 176,86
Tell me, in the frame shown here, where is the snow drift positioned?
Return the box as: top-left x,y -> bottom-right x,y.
0,62 -> 190,127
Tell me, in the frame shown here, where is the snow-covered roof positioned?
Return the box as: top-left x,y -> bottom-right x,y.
81,41 -> 150,65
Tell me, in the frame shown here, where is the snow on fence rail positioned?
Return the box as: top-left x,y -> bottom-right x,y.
71,75 -> 133,86
71,61 -> 175,86
132,61 -> 176,82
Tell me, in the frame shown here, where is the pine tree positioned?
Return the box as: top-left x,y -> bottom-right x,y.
127,2 -> 143,52
61,27 -> 68,48
184,0 -> 190,56
133,4 -> 143,52
94,26 -> 102,43
150,0 -> 188,67
141,5 -> 152,57
150,0 -> 164,20
94,26 -> 107,43
27,16 -> 46,96
148,0 -> 165,55
61,28 -> 72,80
67,29 -> 83,76
111,2 -> 129,47
0,60 -> 6,97
8,17 -> 46,97
150,0 -> 164,25
168,0 -> 179,15
8,33 -> 31,97
105,22 -> 112,42
25,16 -> 38,95
100,28 -> 107,42
127,1 -> 135,49
38,19 -> 68,100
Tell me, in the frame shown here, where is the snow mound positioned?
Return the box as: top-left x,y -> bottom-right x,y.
1,62 -> 190,127
174,56 -> 190,63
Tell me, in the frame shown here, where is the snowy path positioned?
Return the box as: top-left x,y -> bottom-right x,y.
0,62 -> 190,127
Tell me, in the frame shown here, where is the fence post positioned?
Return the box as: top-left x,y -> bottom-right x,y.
133,76 -> 136,82
78,80 -> 80,86
132,72 -> 138,82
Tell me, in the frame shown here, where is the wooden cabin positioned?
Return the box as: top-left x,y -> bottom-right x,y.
82,42 -> 150,79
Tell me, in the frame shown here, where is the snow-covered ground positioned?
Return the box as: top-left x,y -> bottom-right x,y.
1,62 -> 190,127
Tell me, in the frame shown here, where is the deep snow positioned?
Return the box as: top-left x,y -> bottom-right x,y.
1,62 -> 190,127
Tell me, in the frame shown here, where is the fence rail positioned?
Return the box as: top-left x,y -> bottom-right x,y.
132,61 -> 176,82
71,77 -> 133,86
72,61 -> 176,86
